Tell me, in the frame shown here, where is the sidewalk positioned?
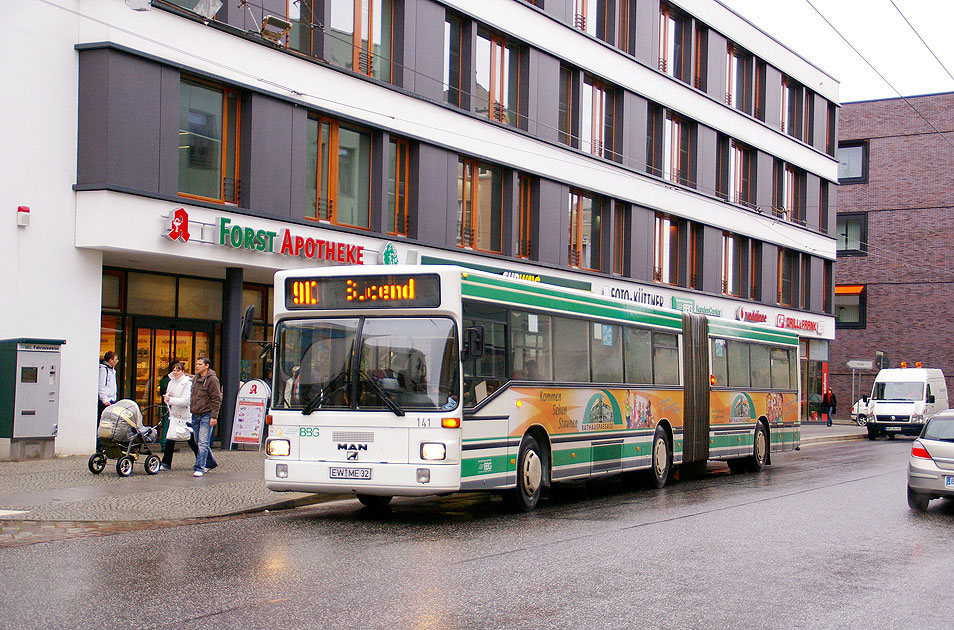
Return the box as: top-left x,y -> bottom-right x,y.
0,447 -> 336,523
0,419 -> 868,527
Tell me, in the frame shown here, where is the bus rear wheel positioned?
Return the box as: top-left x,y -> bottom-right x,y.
504,435 -> 544,512
647,426 -> 671,489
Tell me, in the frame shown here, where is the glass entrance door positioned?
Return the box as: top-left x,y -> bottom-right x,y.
133,320 -> 212,425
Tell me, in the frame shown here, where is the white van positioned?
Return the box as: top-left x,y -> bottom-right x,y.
866,368 -> 948,439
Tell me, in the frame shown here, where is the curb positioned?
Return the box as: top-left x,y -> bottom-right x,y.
221,492 -> 346,517
799,433 -> 868,447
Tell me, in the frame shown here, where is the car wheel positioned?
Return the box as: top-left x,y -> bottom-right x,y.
647,426 -> 671,489
907,486 -> 930,511
116,456 -> 134,477
856,415 -> 867,427
503,435 -> 544,512
356,494 -> 392,511
88,453 -> 107,474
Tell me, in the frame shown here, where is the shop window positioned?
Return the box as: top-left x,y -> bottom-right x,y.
100,314 -> 124,369
457,157 -> 503,253
306,116 -> 372,229
569,189 -> 603,271
178,78 -> 240,204
836,213 -> 867,256
835,285 -> 866,328
722,232 -> 743,297
443,16 -> 464,107
654,213 -> 683,286
838,140 -> 868,183
582,76 -> 619,161
328,0 -> 393,81
102,270 -> 124,312
518,174 -> 534,259
127,273 -> 176,317
387,138 -> 410,237
179,278 -> 223,320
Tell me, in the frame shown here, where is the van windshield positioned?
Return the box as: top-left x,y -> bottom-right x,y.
872,382 -> 924,401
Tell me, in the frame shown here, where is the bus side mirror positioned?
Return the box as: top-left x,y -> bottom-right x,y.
463,326 -> 485,360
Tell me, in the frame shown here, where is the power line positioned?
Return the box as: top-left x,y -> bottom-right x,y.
888,0 -> 954,85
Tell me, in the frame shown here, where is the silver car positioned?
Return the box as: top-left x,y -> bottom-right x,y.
907,409 -> 954,511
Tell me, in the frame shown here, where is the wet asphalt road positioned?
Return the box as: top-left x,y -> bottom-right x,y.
3,438 -> 953,630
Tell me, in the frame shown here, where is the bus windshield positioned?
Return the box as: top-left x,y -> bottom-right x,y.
872,381 -> 924,401
274,317 -> 460,412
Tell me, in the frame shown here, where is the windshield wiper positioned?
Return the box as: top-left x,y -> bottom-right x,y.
302,371 -> 349,416
357,370 -> 405,416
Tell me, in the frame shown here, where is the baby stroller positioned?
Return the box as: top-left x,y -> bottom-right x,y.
88,400 -> 162,477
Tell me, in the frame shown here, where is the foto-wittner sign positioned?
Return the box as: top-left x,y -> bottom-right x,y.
164,209 -> 365,265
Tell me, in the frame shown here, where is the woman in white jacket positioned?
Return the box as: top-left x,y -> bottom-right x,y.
160,362 -> 198,470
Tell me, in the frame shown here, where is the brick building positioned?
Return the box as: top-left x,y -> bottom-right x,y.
832,92 -> 954,409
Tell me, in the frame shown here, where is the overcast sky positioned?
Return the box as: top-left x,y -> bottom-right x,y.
718,0 -> 954,103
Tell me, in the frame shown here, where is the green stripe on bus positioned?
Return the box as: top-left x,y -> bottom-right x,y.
461,454 -> 514,478
462,282 -> 682,330
707,321 -> 800,346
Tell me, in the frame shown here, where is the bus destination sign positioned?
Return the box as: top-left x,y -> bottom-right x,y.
285,274 -> 441,310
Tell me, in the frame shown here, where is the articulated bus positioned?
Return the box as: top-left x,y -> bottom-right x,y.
264,265 -> 800,511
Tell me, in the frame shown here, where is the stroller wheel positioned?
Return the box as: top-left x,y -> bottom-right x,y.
116,456 -> 134,477
144,455 -> 161,475
88,453 -> 107,474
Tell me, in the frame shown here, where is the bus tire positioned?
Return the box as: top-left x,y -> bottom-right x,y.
749,422 -> 769,472
647,426 -> 671,489
357,494 -> 392,510
504,435 -> 544,512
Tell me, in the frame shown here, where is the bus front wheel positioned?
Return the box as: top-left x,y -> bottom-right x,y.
648,426 -> 671,489
357,494 -> 392,511
504,435 -> 544,512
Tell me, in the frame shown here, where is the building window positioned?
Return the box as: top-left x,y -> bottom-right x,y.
648,105 -> 694,187
582,76 -> 618,160
689,224 -> 702,290
826,102 -> 837,156
800,256 -> 811,309
617,0 -> 635,54
819,181 -> 830,234
835,212 -> 867,256
774,161 -> 806,223
835,285 -> 866,328
476,30 -> 522,127
750,241 -> 762,301
717,135 -> 755,207
838,140 -> 868,183
443,16 -> 463,107
777,248 -> 797,306
726,44 -> 753,114
305,116 -> 372,228
559,65 -> 574,146
754,60 -> 767,121
613,202 -> 628,275
722,232 -> 743,296
569,189 -> 602,271
804,89 -> 815,145
328,0 -> 393,80
781,77 -> 802,139
387,138 -> 410,237
823,261 -> 833,313
659,3 -> 704,89
288,1 -> 319,56
518,174 -> 534,259
458,158 -> 503,253
574,0 -> 607,38
654,213 -> 682,285
178,79 -> 240,204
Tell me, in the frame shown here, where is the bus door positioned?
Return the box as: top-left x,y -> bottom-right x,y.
681,313 -> 710,464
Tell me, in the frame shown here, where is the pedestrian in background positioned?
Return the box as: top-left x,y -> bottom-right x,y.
822,387 -> 837,427
160,362 -> 198,471
97,351 -> 119,426
190,356 -> 221,477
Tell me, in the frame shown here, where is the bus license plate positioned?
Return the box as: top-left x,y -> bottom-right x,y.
946,477 -> 954,488
330,467 -> 371,480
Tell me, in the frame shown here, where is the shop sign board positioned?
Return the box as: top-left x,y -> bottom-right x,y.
163,208 -> 366,265
847,359 -> 874,370
775,314 -> 824,335
672,296 -> 723,317
229,379 -> 271,448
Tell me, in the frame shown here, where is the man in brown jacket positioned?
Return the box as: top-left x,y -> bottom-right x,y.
190,356 -> 221,477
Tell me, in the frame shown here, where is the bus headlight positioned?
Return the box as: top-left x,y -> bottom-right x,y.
420,442 -> 446,461
267,439 -> 291,457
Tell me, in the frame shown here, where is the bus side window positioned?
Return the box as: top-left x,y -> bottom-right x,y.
711,338 -> 727,386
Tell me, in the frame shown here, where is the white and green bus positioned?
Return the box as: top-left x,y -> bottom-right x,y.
264,265 -> 800,511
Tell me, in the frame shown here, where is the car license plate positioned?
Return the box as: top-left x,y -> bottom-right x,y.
330,467 -> 371,480
946,477 -> 954,488
886,427 -> 901,431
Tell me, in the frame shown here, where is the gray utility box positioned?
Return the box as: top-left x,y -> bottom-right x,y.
0,339 -> 65,460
